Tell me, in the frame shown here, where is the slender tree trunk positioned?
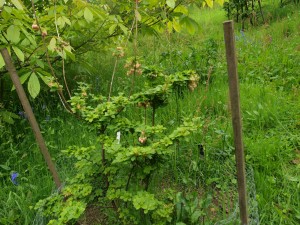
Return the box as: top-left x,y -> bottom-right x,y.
245,0 -> 253,25
0,48 -> 62,188
241,3 -> 245,30
258,0 -> 265,23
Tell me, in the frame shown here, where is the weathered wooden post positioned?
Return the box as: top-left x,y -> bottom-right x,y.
1,48 -> 62,189
223,21 -> 248,224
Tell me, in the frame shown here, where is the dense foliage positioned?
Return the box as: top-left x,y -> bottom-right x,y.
0,0 -> 299,224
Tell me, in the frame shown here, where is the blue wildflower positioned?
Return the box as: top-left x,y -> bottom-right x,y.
240,30 -> 245,37
18,111 -> 27,119
11,172 -> 19,185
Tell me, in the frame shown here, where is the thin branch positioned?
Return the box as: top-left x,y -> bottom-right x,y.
108,58 -> 118,102
31,0 -> 73,114
62,57 -> 71,98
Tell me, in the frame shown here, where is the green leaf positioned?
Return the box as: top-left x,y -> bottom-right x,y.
84,7 -> 93,23
174,5 -> 188,15
63,16 -> 71,26
11,0 -> 24,10
0,0 -> 5,7
167,21 -> 173,33
48,37 -> 56,52
28,73 -> 40,98
37,72 -> 52,86
56,16 -> 66,28
0,164 -> 11,171
7,25 -> 20,44
109,24 -> 117,35
215,0 -> 224,6
64,45 -> 75,61
172,19 -> 181,32
205,0 -> 214,8
166,0 -> 175,8
12,72 -> 31,91
118,23 -> 128,35
12,46 -> 24,62
0,55 -> 4,69
180,17 -> 198,35
36,59 -> 45,68
0,111 -> 19,124
191,210 -> 204,223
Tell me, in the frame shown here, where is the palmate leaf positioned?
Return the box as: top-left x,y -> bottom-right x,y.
11,72 -> 31,91
12,46 -> 24,62
28,73 -> 40,98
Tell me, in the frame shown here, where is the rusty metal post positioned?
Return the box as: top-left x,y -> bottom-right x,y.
223,21 -> 248,225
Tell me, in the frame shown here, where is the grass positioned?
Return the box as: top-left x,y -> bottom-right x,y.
1,2 -> 300,225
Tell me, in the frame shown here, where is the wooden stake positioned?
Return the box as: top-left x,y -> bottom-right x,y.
1,48 -> 62,189
223,21 -> 248,225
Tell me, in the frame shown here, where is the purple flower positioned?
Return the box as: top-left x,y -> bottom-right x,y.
18,111 -> 27,119
11,172 -> 19,185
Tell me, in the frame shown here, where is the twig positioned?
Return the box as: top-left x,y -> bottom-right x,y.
108,58 -> 118,102
30,0 -> 73,113
62,57 -> 71,98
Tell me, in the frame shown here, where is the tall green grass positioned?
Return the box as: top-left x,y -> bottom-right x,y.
1,3 -> 300,225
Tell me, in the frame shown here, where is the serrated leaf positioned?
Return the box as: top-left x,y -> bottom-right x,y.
28,73 -> 40,98
0,55 -> 4,69
12,72 -> 31,91
166,0 -> 175,8
7,25 -> 20,44
84,7 -> 93,23
174,5 -> 188,15
12,46 -> 24,62
11,0 -> 24,10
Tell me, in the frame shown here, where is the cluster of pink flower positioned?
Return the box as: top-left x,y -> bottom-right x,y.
124,59 -> 142,76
